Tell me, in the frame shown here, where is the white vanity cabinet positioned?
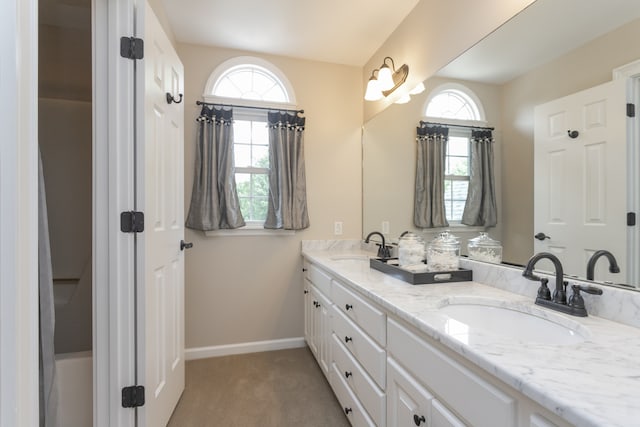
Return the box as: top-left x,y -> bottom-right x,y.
303,262 -> 333,378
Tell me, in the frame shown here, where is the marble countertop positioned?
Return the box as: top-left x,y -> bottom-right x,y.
302,245 -> 640,427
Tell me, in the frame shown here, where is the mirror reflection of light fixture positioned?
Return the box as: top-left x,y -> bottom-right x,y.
409,82 -> 425,95
364,56 -> 409,101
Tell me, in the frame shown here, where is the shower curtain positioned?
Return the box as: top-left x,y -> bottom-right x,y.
39,149 -> 59,427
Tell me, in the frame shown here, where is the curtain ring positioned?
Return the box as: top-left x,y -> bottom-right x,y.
166,92 -> 183,104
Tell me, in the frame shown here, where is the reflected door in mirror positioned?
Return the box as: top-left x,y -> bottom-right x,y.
534,78 -> 627,283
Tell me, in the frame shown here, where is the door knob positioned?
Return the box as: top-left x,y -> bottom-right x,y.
534,232 -> 550,241
180,240 -> 193,251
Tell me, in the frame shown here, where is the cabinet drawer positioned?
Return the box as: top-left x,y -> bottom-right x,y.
333,306 -> 386,389
331,363 -> 376,427
332,334 -> 385,426
388,318 -> 515,427
332,279 -> 386,346
306,263 -> 331,296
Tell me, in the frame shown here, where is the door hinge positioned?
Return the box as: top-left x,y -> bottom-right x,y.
628,212 -> 636,226
120,36 -> 144,60
122,385 -> 145,408
627,103 -> 635,118
120,211 -> 145,233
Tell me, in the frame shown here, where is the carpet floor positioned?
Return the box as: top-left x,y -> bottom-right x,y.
167,346 -> 350,427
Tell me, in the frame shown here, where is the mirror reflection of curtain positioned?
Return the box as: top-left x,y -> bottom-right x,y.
414,124 -> 449,228
38,149 -> 59,427
264,111 -> 309,230
461,130 -> 497,227
186,106 -> 245,230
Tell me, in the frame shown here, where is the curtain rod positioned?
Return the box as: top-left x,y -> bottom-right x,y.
420,121 -> 494,131
196,100 -> 304,115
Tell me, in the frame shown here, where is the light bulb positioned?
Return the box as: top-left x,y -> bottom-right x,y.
394,94 -> 411,104
409,82 -> 425,95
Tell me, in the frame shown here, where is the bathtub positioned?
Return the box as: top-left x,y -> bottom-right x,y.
55,351 -> 92,427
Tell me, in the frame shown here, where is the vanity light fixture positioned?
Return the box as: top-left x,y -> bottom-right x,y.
409,82 -> 425,95
364,56 -> 409,101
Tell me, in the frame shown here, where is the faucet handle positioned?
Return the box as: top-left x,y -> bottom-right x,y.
569,284 -> 603,311
536,278 -> 551,301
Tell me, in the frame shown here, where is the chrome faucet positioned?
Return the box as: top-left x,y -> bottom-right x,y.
523,252 -> 602,317
365,231 -> 391,259
586,250 -> 620,281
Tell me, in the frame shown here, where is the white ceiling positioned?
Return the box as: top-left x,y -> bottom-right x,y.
437,0 -> 640,84
160,0 -> 419,66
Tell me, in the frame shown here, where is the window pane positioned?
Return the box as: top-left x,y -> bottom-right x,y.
253,197 -> 268,221
235,173 -> 251,197
214,78 -> 241,99
234,120 -> 251,143
251,121 -> 268,145
452,181 -> 469,201
252,71 -> 276,95
451,201 -> 465,221
252,145 -> 269,168
263,85 -> 287,102
234,144 -> 251,168
448,137 -> 469,156
448,156 -> 469,176
252,173 -> 269,197
229,70 -> 253,92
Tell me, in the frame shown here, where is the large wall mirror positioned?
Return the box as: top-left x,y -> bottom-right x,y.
363,0 -> 640,289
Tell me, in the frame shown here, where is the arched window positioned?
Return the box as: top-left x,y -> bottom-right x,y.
204,56 -> 296,106
424,84 -> 487,222
203,57 -> 296,225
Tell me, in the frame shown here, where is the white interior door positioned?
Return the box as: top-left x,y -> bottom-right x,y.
139,3 -> 185,426
534,78 -> 627,283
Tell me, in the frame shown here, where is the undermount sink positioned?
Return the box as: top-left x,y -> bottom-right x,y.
435,297 -> 590,345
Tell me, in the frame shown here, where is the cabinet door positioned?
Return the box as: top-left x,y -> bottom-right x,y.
316,288 -> 332,376
387,358 -> 431,427
306,284 -> 319,358
432,400 -> 466,427
304,278 -> 313,348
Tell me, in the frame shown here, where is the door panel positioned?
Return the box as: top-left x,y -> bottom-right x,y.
141,3 -> 185,426
534,79 -> 627,283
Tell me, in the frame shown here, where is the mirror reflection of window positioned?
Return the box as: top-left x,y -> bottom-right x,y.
425,85 -> 485,223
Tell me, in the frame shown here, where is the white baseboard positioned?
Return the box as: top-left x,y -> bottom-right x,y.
185,337 -> 306,361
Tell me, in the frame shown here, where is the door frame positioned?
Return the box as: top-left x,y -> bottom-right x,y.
94,0 -> 139,425
613,60 -> 640,286
0,0 -> 39,426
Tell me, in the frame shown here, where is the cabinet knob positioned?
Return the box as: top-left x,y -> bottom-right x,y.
313,301 -> 318,307
304,290 -> 309,294
414,414 -> 426,426
344,336 -> 352,343
302,268 -> 307,272
344,371 -> 352,378
345,304 -> 353,311
344,407 -> 352,415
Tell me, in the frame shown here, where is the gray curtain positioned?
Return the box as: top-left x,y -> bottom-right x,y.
38,149 -> 59,427
414,124 -> 449,228
461,129 -> 497,227
186,106 -> 245,230
264,111 -> 309,230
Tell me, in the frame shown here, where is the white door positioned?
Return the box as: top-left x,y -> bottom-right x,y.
138,3 -> 185,426
534,78 -> 627,283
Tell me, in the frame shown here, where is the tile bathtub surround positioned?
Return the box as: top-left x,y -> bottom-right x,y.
301,244 -> 640,427
461,258 -> 640,329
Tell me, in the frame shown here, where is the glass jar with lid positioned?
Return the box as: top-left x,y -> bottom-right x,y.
426,231 -> 460,272
467,232 -> 502,263
398,232 -> 425,267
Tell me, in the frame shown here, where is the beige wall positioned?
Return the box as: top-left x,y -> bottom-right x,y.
363,0 -> 536,121
500,17 -> 640,264
177,43 -> 363,348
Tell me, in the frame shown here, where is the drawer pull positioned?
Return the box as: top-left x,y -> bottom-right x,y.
344,371 -> 352,378
304,290 -> 308,294
344,336 -> 353,343
413,414 -> 426,426
345,303 -> 353,311
344,407 -> 353,415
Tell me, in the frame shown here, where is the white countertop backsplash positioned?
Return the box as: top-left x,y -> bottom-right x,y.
301,239 -> 640,427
